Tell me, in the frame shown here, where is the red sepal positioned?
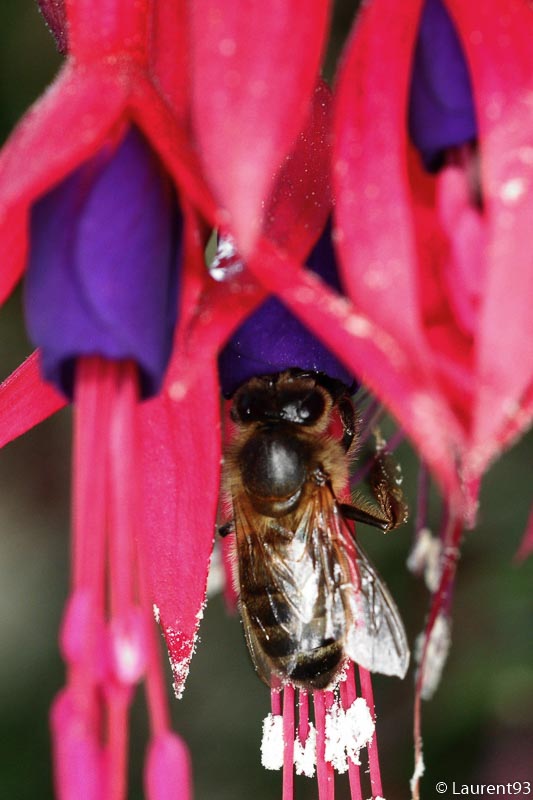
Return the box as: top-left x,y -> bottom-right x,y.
137,208 -> 265,695
189,0 -> 331,255
149,0 -> 190,122
265,80 -> 333,262
37,0 -> 68,53
445,0 -> 533,477
0,352 -> 66,449
65,0 -> 150,62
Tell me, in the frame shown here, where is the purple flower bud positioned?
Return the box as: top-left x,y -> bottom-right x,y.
24,127 -> 182,399
409,0 -> 477,171
218,221 -> 357,397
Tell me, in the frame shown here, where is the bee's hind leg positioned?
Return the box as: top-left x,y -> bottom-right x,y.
340,447 -> 408,533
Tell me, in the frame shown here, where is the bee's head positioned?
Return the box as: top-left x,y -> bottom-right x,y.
230,372 -> 330,428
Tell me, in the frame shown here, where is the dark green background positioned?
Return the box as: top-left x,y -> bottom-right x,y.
0,3 -> 531,798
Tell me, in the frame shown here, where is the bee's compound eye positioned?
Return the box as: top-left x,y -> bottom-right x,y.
232,388 -> 269,423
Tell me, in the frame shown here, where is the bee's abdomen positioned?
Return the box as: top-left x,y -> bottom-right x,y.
243,584 -> 344,690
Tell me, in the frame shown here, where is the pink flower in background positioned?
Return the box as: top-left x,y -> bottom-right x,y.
330,0 -> 533,795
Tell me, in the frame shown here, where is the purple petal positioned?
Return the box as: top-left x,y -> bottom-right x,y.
24,127 -> 182,399
409,0 -> 477,170
218,221 -> 357,397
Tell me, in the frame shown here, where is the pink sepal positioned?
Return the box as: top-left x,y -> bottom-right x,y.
50,688 -> 105,800
144,732 -> 192,800
37,0 -> 68,53
0,351 -> 66,448
189,0 -> 331,255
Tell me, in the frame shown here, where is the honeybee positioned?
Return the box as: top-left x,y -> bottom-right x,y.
221,370 -> 410,690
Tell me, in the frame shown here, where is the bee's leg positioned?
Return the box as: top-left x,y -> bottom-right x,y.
218,520 -> 235,538
337,392 -> 357,452
341,448 -> 408,533
339,502 -> 389,531
368,445 -> 407,530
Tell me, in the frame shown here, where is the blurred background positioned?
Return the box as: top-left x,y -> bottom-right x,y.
0,2 -> 531,798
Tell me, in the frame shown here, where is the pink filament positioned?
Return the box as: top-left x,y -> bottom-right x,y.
359,667 -> 383,799
106,361 -> 140,800
57,356 -> 191,800
108,362 -> 138,618
72,358 -> 112,628
105,691 -> 130,800
298,690 -> 309,743
339,663 -> 363,800
137,535 -> 171,737
413,517 -> 463,800
282,685 -> 295,800
271,689 -> 282,716
314,690 -> 335,800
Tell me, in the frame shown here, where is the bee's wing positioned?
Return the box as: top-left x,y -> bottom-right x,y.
332,505 -> 410,679
233,489 -> 348,688
232,495 -> 280,687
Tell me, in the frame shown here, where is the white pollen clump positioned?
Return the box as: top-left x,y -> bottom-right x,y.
324,698 -> 375,774
261,714 -> 284,770
152,604 -> 160,624
410,747 -> 425,798
406,528 -> 443,593
415,613 -> 452,699
294,723 -> 317,777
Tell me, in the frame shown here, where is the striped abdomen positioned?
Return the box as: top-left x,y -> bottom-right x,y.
238,520 -> 348,691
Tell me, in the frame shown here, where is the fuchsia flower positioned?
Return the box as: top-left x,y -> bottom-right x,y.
0,1 -> 334,798
332,0 -> 533,507
329,0 -> 533,795
1,0 -> 532,798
